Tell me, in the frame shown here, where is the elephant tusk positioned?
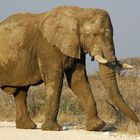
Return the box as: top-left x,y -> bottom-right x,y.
95,55 -> 108,64
122,63 -> 134,69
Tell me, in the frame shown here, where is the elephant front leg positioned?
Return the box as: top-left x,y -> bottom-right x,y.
66,63 -> 105,131
41,70 -> 64,131
13,87 -> 36,129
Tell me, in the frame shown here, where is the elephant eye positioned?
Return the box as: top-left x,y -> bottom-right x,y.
93,33 -> 97,37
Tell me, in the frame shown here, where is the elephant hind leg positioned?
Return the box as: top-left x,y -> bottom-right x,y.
13,86 -> 36,129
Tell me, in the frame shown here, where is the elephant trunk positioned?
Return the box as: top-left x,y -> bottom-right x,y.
99,62 -> 139,124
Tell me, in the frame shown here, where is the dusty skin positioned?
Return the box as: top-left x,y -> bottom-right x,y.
0,6 -> 139,131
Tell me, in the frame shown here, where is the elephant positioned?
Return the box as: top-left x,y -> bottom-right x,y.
0,6 -> 139,131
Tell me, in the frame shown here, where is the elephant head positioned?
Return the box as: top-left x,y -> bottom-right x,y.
41,6 -> 139,124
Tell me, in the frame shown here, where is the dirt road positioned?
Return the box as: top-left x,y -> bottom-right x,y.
0,122 -> 139,140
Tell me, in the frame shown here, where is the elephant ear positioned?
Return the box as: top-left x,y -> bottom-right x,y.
42,14 -> 80,59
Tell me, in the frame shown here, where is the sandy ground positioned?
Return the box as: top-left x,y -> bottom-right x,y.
0,121 -> 140,140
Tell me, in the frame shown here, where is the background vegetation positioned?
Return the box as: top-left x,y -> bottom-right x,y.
0,57 -> 140,134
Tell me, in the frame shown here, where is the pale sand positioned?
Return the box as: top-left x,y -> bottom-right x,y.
0,122 -> 139,140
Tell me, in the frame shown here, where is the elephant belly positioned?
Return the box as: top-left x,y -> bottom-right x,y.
0,59 -> 41,86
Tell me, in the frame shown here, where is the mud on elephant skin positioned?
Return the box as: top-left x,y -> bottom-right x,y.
0,6 -> 139,131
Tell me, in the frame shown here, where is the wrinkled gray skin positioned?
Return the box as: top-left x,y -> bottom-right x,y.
0,6 -> 139,131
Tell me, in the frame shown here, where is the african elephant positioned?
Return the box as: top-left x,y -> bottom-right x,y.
0,6 -> 139,131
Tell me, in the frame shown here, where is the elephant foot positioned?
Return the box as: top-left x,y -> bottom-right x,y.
86,118 -> 106,131
16,117 -> 37,129
41,122 -> 62,131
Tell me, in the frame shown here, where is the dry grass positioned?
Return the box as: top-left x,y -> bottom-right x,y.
0,58 -> 140,135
